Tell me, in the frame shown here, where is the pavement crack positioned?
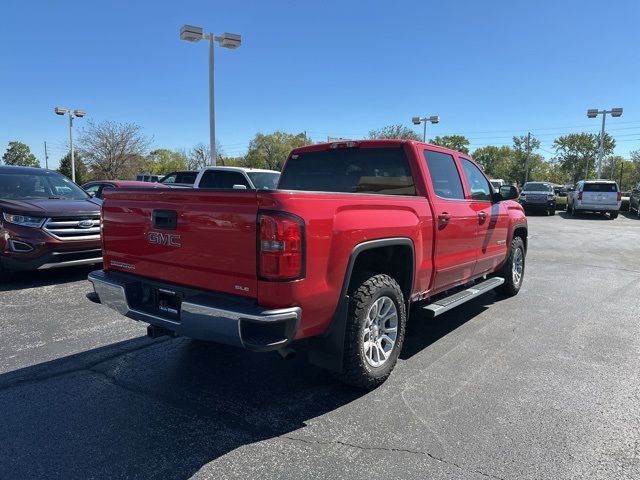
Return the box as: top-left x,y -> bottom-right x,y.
281,435 -> 507,480
0,337 -> 170,392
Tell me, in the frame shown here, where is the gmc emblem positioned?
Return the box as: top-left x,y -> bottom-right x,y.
148,231 -> 181,247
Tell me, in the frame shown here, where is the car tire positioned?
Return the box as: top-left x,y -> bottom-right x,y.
0,260 -> 11,283
338,273 -> 406,389
548,208 -> 556,216
497,236 -> 525,297
610,212 -> 618,220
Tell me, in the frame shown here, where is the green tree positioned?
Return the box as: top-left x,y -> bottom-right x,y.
146,148 -> 188,175
245,131 -> 311,171
369,124 -> 421,141
2,141 -> 39,167
471,145 -> 516,181
552,132 -> 615,184
511,134 -> 542,185
57,151 -> 88,184
430,135 -> 470,154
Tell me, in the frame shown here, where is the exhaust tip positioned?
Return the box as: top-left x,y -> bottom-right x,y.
277,346 -> 296,360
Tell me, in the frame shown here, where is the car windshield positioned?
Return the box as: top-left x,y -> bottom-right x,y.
247,172 -> 280,190
0,172 -> 89,200
583,182 -> 617,192
523,183 -> 552,192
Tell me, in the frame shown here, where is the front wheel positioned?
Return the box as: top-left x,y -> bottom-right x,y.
338,274 -> 406,389
497,236 -> 525,297
548,207 -> 556,216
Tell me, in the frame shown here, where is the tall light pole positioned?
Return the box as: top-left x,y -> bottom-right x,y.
587,107 -> 623,179
54,107 -> 85,183
412,115 -> 440,142
180,25 -> 241,166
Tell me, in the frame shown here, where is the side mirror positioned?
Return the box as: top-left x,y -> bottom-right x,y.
498,185 -> 519,201
87,191 -> 95,197
232,184 -> 248,190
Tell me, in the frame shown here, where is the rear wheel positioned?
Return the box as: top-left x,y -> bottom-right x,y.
338,274 -> 406,389
610,212 -> 618,220
497,236 -> 525,297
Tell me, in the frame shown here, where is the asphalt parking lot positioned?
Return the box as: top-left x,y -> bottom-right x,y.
0,211 -> 639,480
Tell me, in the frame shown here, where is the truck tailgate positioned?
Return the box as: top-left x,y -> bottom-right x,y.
101,189 -> 259,298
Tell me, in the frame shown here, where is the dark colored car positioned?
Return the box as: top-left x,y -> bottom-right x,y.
82,180 -> 167,200
159,170 -> 198,187
519,181 -> 556,215
0,166 -> 102,278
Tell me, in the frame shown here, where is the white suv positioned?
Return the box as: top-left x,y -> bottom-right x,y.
568,180 -> 621,219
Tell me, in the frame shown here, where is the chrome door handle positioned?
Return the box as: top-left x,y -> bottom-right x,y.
478,211 -> 487,220
438,212 -> 451,222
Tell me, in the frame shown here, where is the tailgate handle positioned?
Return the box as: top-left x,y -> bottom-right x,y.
152,210 -> 177,230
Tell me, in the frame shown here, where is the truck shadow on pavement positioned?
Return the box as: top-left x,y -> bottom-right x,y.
0,265 -> 101,292
0,294 -> 490,479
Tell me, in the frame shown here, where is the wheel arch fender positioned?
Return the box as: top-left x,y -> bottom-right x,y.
307,237 -> 415,373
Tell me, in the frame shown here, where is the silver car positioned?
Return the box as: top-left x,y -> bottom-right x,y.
567,180 -> 620,219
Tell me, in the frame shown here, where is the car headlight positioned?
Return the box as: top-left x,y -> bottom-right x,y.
2,212 -> 46,228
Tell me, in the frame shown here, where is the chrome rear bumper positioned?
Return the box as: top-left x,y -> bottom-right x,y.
88,270 -> 300,351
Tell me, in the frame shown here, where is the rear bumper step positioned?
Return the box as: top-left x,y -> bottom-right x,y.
88,270 -> 300,351
422,277 -> 504,317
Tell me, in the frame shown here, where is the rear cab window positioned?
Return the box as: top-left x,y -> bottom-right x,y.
278,147 -> 416,195
583,182 -> 618,192
199,171 -> 251,189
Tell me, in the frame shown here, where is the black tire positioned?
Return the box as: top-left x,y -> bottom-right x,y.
609,212 -> 618,220
571,203 -> 578,216
496,236 -> 525,297
0,261 -> 11,284
548,208 -> 556,216
337,274 -> 406,389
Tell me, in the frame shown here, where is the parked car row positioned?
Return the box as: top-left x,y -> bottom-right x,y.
0,165 -> 282,279
518,180 -> 624,220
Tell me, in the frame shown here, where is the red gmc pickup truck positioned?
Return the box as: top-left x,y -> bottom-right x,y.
88,140 -> 527,388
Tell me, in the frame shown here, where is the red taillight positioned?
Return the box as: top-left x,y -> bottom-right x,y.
258,213 -> 304,281
577,192 -> 583,200
617,192 -> 622,201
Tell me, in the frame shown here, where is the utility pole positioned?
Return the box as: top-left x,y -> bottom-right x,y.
44,141 -> 49,169
524,132 -> 531,184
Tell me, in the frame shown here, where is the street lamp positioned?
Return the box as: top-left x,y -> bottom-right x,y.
412,115 -> 440,142
587,107 -> 623,179
180,24 -> 242,166
54,107 -> 85,183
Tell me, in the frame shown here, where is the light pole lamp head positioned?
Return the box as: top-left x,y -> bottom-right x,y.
180,24 -> 204,42
412,116 -> 422,125
611,107 -> 623,117
428,115 -> 440,124
217,32 -> 241,49
587,109 -> 599,118
54,107 -> 67,116
73,110 -> 86,118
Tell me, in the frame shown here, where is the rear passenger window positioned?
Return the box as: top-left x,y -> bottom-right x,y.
199,171 -> 251,189
423,150 -> 464,199
460,158 -> 492,201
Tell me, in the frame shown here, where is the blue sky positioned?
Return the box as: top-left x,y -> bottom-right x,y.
1,0 -> 639,169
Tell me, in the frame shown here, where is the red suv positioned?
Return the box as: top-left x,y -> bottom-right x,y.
0,166 -> 102,279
